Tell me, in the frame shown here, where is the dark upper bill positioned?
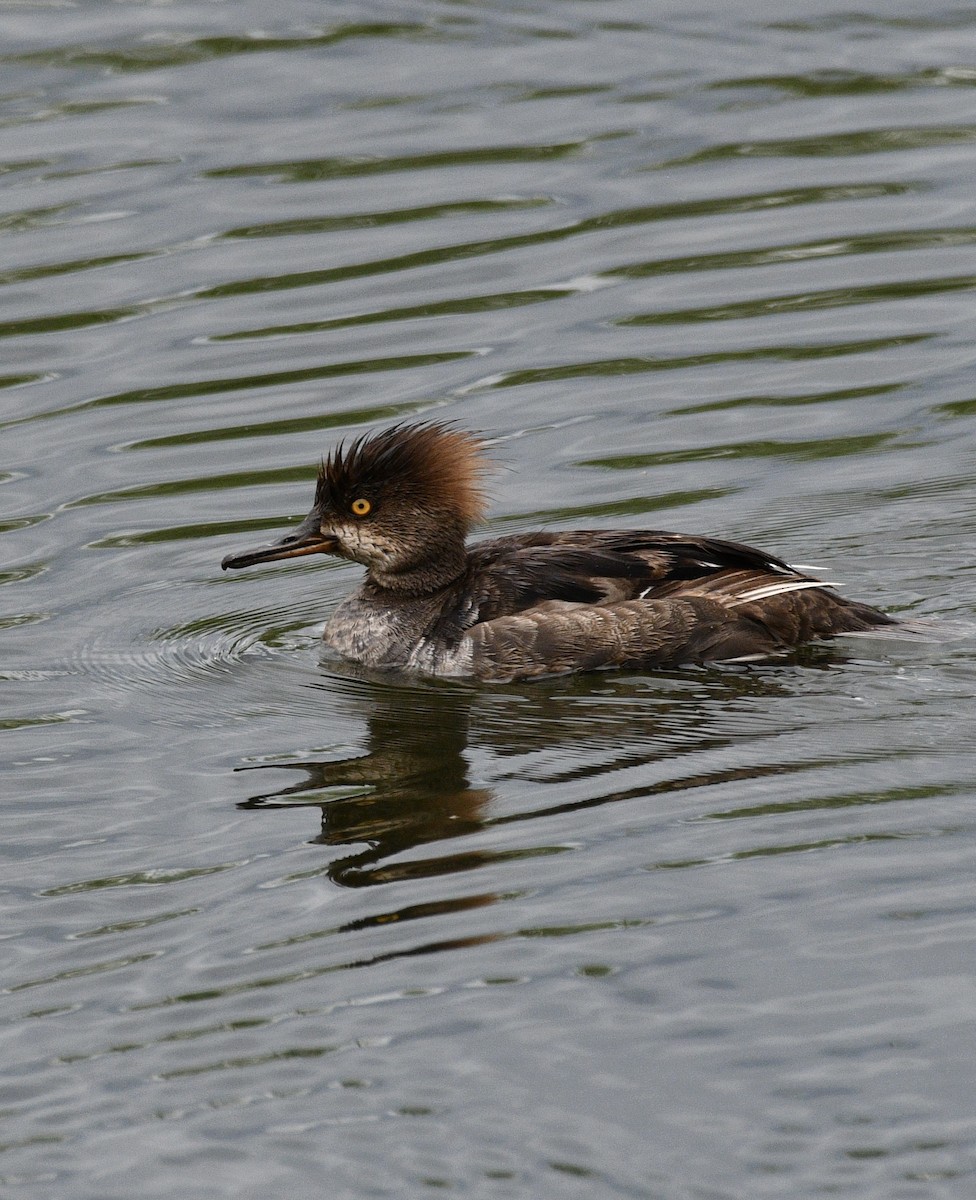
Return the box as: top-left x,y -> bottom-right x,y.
221,511 -> 336,571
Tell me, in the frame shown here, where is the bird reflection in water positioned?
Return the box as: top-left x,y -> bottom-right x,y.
233,654 -> 841,897
236,668 -> 497,894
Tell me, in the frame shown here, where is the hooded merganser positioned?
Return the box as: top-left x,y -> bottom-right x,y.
221,422 -> 898,681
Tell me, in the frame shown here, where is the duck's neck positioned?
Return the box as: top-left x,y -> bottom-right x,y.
365,540 -> 469,597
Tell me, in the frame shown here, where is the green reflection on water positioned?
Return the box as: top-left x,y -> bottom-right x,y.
706,782 -> 951,820
665,382 -> 902,415
709,67 -> 976,99
0,251 -> 159,287
213,287 -> 562,341
208,140 -> 591,182
51,351 -> 475,418
70,465 -> 315,506
12,24 -> 433,72
488,334 -> 932,388
619,273 -> 976,327
509,487 -> 737,525
0,307 -> 139,338
221,196 -> 553,240
122,401 -> 429,449
579,432 -> 907,470
666,124 -> 976,166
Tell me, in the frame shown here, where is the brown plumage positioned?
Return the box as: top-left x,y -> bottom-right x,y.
221,422 -> 900,681
319,423 -> 490,526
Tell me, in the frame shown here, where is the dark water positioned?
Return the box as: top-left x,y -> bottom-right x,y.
4,1 -> 976,1196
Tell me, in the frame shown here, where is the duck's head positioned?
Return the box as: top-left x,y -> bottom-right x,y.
221,422 -> 491,591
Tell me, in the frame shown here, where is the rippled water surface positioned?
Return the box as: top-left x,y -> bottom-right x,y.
5,1 -> 976,1196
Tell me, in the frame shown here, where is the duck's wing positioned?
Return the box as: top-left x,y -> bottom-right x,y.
456,530 -> 895,681
462,529 -> 804,620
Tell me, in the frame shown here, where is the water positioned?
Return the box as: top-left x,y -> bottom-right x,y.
4,1 -> 976,1196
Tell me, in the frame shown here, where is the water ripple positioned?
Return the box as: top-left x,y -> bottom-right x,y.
476,334 -> 933,389
27,350 -> 480,424
207,141 -> 597,183
65,605 -> 317,700
665,124 -> 976,166
11,23 -> 437,72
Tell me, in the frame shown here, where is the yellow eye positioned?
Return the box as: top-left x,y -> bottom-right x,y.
350,498 -> 371,517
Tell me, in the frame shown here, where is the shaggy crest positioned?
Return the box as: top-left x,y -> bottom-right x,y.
316,422 -> 491,524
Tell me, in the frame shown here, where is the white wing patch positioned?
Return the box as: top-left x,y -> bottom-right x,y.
727,579 -> 838,606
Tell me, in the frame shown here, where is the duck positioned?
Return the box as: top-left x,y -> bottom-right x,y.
221,421 -> 899,681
